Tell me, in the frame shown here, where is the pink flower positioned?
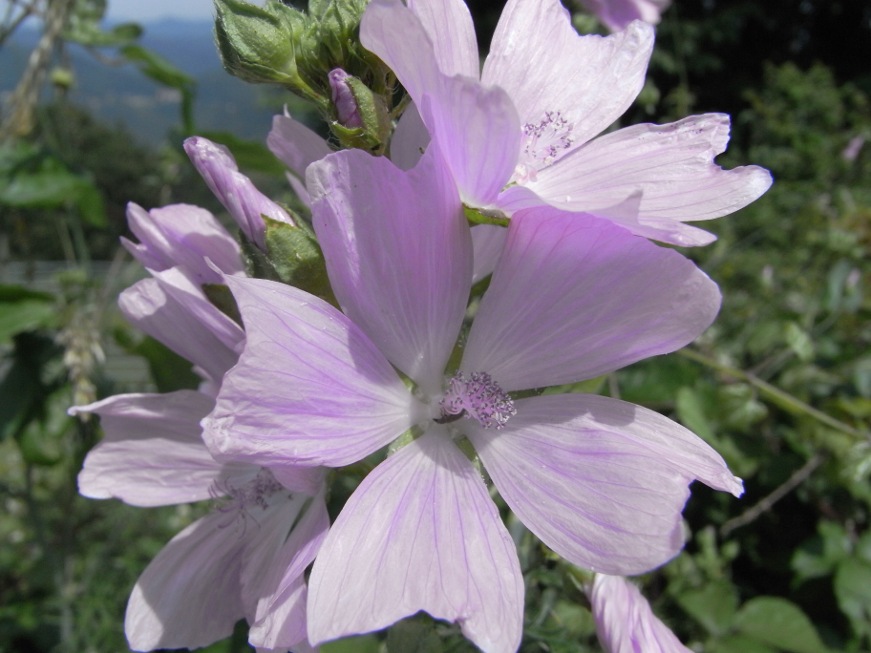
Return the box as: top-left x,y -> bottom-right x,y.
590,574 -> 693,653
74,202 -> 327,652
579,0 -> 672,32
360,0 -> 771,246
203,146 -> 741,651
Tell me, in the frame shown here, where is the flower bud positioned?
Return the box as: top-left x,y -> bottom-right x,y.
214,0 -> 324,105
326,69 -> 392,154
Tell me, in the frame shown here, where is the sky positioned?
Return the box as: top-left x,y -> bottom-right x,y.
107,0 -> 216,22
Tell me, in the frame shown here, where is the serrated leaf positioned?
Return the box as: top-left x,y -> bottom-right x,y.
733,597 -> 831,653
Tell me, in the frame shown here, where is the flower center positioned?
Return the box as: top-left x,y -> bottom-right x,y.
212,468 -> 286,519
514,110 -> 575,183
437,371 -> 516,430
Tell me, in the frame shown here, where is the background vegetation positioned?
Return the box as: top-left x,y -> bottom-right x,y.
1,0 -> 869,651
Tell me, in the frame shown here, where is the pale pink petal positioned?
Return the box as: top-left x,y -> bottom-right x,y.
184,136 -> 294,250
203,276 -> 422,468
308,432 -> 523,652
526,114 -> 774,245
119,278 -> 239,384
267,111 -> 332,180
484,10 -> 653,154
462,209 -> 720,392
421,78 -> 521,207
408,0 -> 479,78
125,510 -> 246,650
72,391 -> 222,507
590,574 -> 692,653
150,266 -> 245,356
471,225 -> 508,283
390,102 -> 430,171
308,146 -> 471,395
580,0 -> 672,32
247,493 -> 330,650
123,203 -> 243,283
467,394 -> 742,575
360,0 -> 444,105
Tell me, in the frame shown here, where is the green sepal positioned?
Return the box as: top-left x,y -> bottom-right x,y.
214,0 -> 325,106
463,205 -> 510,227
330,75 -> 391,154
264,217 -> 335,302
240,216 -> 335,303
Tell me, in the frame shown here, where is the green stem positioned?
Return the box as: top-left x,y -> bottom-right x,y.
678,348 -> 868,440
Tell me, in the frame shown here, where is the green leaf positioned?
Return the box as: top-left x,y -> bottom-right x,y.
120,44 -> 196,133
386,618 -> 441,653
791,520 -> 851,581
0,285 -> 56,343
834,557 -> 871,639
710,634 -> 779,653
676,580 -> 738,636
320,634 -> 381,653
784,321 -> 814,362
732,597 -> 831,653
676,386 -> 716,441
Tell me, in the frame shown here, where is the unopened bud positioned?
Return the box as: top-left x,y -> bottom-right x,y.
329,68 -> 363,128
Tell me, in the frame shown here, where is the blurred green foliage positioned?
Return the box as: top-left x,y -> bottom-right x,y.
1,0 -> 870,652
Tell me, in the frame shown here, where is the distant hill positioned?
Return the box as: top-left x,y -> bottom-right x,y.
1,18 -> 296,146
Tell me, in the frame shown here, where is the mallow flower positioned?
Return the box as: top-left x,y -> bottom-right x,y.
73,202 -> 328,652
589,574 -> 693,653
203,146 -> 742,651
578,0 -> 672,32
360,0 -> 772,246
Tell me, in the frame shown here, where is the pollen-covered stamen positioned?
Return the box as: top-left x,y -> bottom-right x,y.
517,110 -> 575,178
439,371 -> 516,430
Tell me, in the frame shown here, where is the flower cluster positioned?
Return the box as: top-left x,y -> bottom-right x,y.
73,0 -> 771,651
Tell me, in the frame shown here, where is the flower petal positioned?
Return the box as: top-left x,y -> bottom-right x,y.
307,432 -> 524,652
421,78 -> 521,208
72,391 -> 223,507
462,209 -> 721,391
390,102 -> 430,171
203,276 -> 421,468
471,225 -> 508,283
125,510 -> 246,650
308,146 -> 471,394
123,203 -> 243,283
267,111 -> 332,180
118,279 -> 241,383
408,0 -> 479,78
360,0 -> 444,105
590,574 -> 693,653
184,136 -> 294,250
526,114 -> 774,245
467,394 -> 742,575
118,278 -> 239,385
247,493 -> 330,651
484,8 -> 653,152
